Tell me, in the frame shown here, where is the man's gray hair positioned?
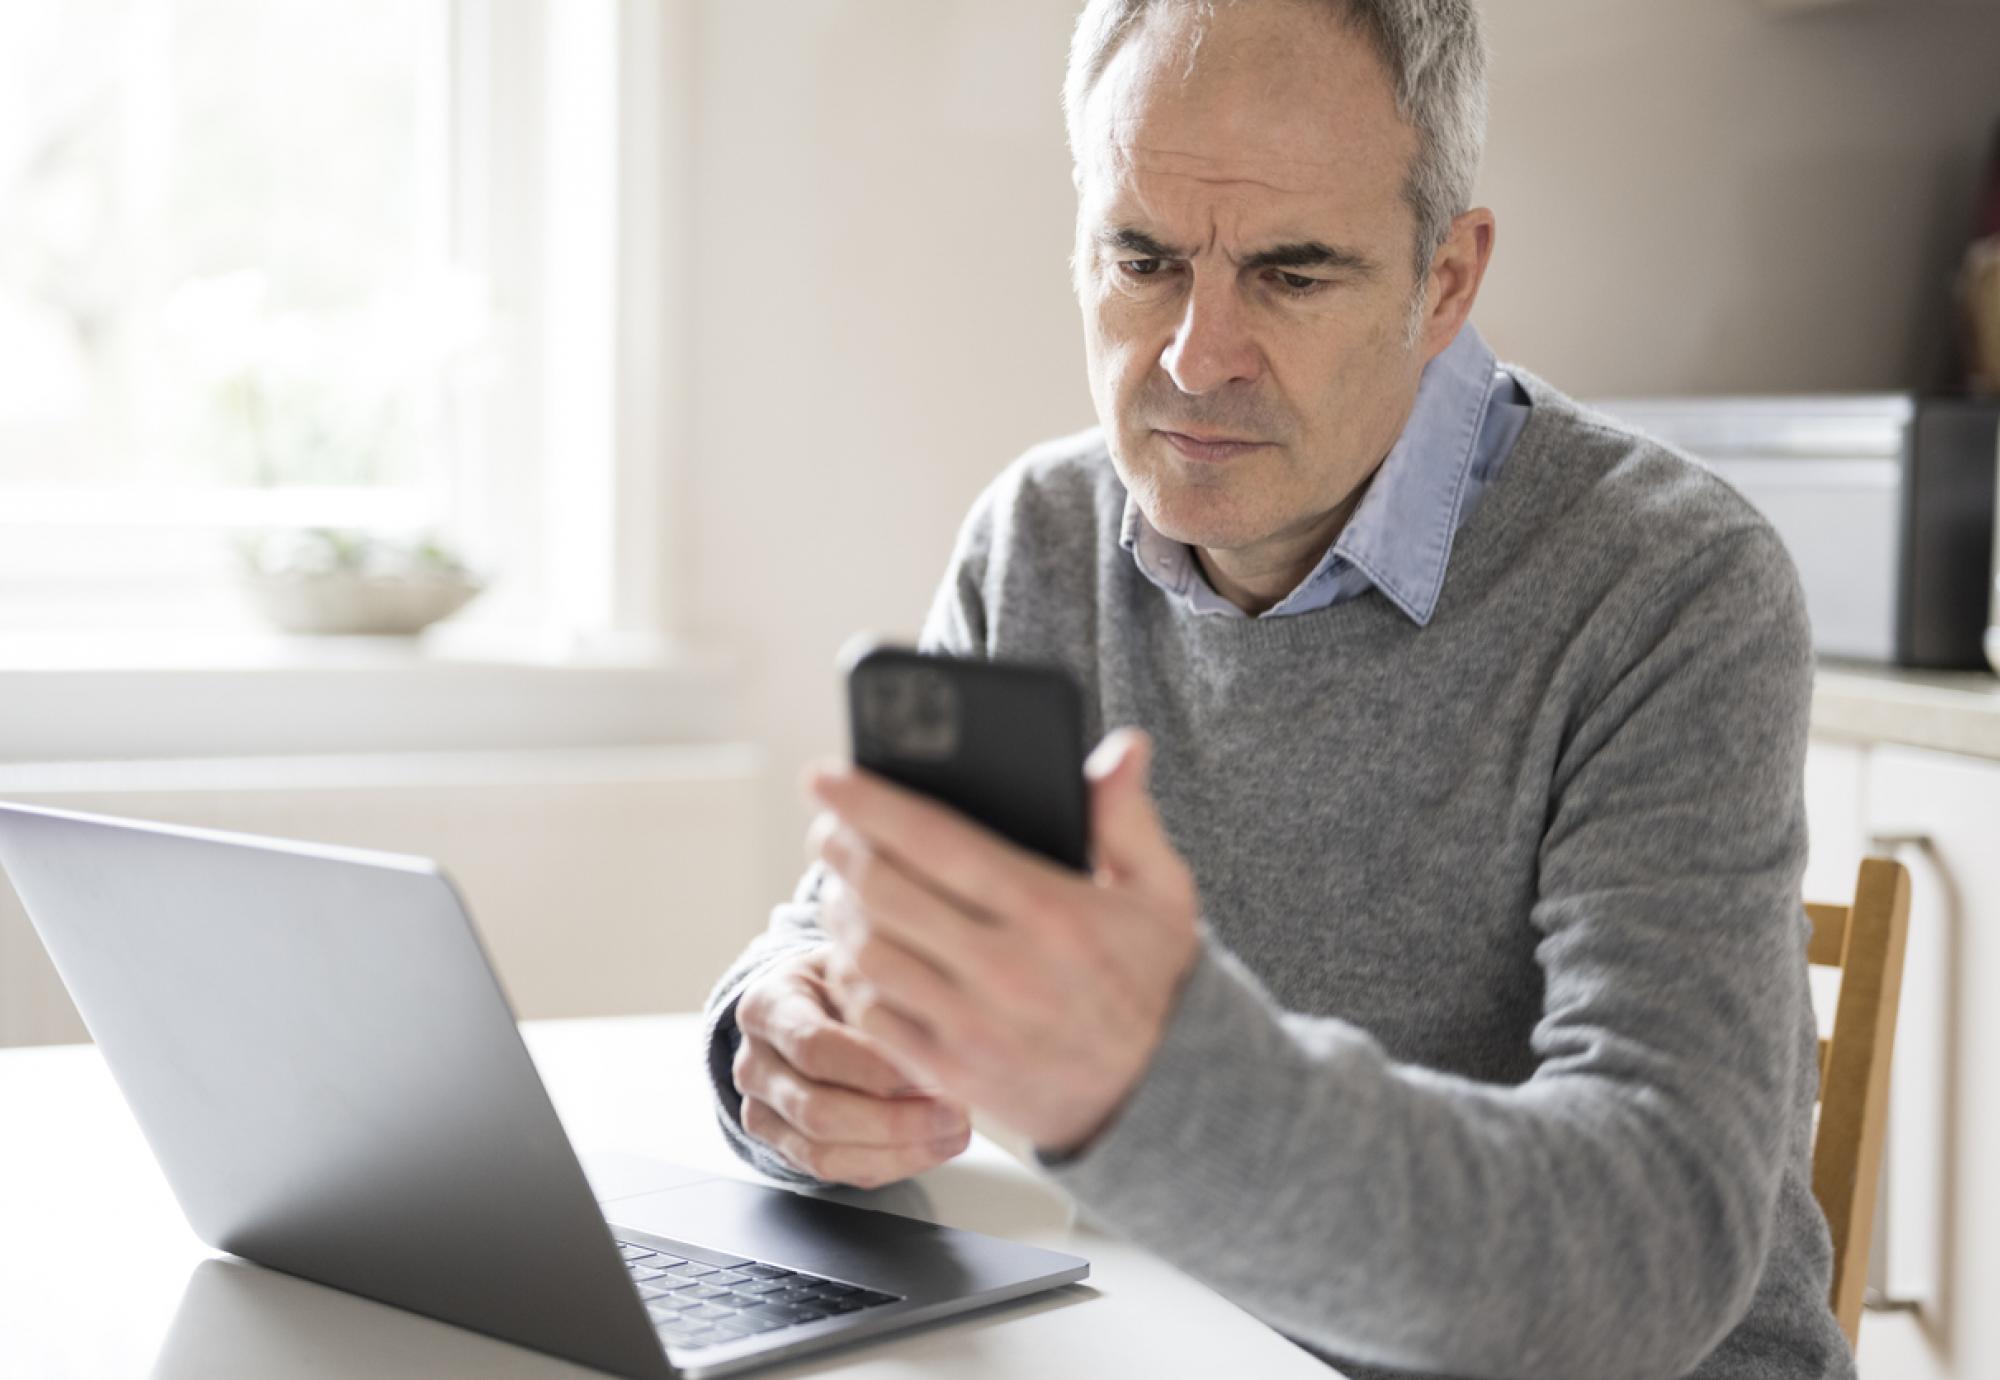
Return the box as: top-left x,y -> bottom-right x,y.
1063,0 -> 1489,281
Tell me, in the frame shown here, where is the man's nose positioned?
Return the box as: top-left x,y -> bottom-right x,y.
1160,275 -> 1261,395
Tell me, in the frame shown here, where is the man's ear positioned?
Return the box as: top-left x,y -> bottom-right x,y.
1418,207 -> 1496,361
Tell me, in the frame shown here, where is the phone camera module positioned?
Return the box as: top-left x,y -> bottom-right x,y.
858,664 -> 960,761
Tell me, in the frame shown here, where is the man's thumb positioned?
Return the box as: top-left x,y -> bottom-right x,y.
1086,727 -> 1172,884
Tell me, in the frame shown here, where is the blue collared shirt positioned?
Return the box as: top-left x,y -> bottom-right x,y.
1119,324 -> 1531,626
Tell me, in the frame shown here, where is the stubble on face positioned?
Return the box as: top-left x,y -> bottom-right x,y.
1072,0 -> 1433,607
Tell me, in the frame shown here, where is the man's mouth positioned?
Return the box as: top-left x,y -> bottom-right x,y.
1153,429 -> 1270,463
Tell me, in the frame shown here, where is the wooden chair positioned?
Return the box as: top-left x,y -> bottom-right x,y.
1807,856 -> 1912,1349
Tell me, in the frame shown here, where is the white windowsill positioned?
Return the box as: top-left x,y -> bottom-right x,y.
0,627 -> 746,764
0,741 -> 764,796
0,621 -> 681,670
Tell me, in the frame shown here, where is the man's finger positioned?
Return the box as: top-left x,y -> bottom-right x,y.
1085,727 -> 1180,889
732,1034 -> 966,1148
847,996 -> 961,1093
841,927 -> 969,1043
803,808 -> 839,862
741,1095 -> 968,1191
818,827 -> 993,984
737,971 -> 915,1097
808,762 -> 1059,921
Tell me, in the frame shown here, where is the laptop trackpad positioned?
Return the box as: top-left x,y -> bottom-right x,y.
607,1177 -> 984,1301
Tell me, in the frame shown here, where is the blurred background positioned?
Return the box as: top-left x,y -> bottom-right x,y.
3,0 -> 1998,1031
3,2 -> 2000,1375
2,0 -> 1997,1018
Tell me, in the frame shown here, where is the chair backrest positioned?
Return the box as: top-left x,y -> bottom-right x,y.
1806,856 -> 1911,1348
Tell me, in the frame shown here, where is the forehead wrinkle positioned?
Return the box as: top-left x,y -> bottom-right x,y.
1128,166 -> 1322,200
1097,131 -> 1373,203
1104,123 -> 1354,177
1092,166 -> 1344,250
1099,151 -> 1335,203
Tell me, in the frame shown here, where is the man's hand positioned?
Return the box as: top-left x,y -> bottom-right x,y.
732,948 -> 972,1188
809,727 -> 1201,1157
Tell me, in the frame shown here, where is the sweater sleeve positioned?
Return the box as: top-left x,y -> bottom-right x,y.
1037,528 -> 1817,1380
698,863 -> 843,1187
700,489 -> 994,1184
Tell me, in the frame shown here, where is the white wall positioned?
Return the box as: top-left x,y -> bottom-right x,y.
0,748 -> 766,1046
683,0 -> 2000,902
1477,0 -> 2000,395
684,1 -> 1095,901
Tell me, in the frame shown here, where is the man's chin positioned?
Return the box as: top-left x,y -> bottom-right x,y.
1110,437 -> 1272,549
1134,489 -> 1267,553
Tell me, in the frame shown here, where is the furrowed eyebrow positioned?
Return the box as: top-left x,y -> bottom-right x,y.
1099,227 -> 1186,259
1098,227 -> 1378,279
1240,240 -> 1378,278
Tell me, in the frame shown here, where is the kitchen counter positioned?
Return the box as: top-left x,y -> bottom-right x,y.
1810,660 -> 2000,762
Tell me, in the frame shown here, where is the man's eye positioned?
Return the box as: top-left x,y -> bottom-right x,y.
1119,258 -> 1166,278
1270,270 -> 1325,296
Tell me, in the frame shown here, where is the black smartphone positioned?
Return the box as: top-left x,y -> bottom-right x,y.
843,641 -> 1089,873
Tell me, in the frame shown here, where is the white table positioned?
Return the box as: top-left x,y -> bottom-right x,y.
0,1014 -> 1332,1378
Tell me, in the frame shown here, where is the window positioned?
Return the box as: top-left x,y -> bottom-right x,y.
0,0 -> 674,652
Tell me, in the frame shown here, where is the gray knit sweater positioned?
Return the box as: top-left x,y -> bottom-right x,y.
701,369 -> 1853,1380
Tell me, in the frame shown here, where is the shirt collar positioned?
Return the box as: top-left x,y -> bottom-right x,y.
1314,322 -> 1500,625
1118,322 -> 1502,627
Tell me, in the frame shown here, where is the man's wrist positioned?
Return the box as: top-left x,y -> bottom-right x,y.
1034,930 -> 1208,1162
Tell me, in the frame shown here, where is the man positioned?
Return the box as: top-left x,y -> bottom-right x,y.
702,2 -> 1853,1376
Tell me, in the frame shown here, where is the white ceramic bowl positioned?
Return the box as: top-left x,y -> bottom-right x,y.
242,571 -> 484,636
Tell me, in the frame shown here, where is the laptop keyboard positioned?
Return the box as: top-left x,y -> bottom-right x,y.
616,1240 -> 902,1353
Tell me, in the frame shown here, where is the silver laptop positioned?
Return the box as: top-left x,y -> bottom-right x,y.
0,801 -> 1088,1378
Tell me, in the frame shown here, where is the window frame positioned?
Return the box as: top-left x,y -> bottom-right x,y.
0,0 -> 689,661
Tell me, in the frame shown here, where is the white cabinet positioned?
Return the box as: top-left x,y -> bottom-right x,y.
1805,738 -> 2000,1380
1803,737 -> 1870,902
